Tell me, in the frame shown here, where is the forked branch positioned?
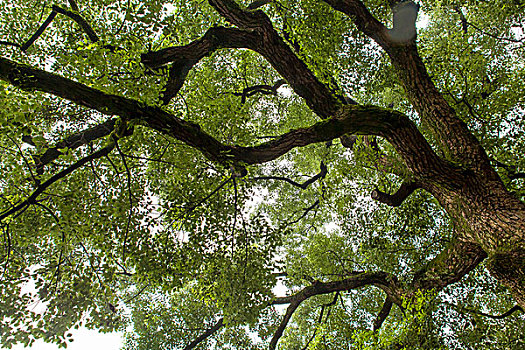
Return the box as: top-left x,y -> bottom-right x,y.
321,0 -> 493,175
0,56 -> 458,184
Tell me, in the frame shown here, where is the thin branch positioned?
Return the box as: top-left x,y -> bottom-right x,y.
20,10 -> 58,51
183,318 -> 224,350
0,41 -> 20,48
124,283 -> 151,304
145,5 -> 348,117
492,159 -> 525,180
115,141 -> 134,260
252,162 -> 327,189
0,143 -> 114,222
232,79 -> 286,104
465,20 -> 523,43
51,5 -> 99,42
187,177 -> 232,212
301,292 -> 339,350
449,302 -> 524,320
17,3 -> 99,52
285,199 -> 320,227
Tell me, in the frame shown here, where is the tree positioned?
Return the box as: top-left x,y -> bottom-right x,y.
0,0 -> 524,348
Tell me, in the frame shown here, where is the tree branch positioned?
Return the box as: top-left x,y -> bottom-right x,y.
0,143 -> 114,222
34,118 -> 119,172
247,0 -> 272,10
252,161 -> 327,189
412,238 -> 487,292
51,5 -> 99,43
269,272 -> 403,350
371,181 -> 420,207
145,3 -> 349,118
373,297 -> 393,331
18,4 -> 99,52
232,79 -> 286,104
301,292 -> 339,350
322,0 -> 494,176
20,10 -> 58,51
456,304 -> 524,320
183,318 -> 224,350
0,56 -> 459,186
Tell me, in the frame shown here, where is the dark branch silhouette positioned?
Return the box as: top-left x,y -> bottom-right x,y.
373,297 -> 393,331
270,272 -> 402,350
371,181 -> 420,207
20,10 -> 58,51
183,318 -> 224,350
232,79 -> 286,104
252,162 -> 327,189
0,143 -> 114,222
17,4 -> 99,52
34,118 -> 119,172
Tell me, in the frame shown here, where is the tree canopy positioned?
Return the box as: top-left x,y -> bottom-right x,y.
0,0 -> 524,348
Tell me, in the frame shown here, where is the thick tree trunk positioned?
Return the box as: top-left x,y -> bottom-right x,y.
426,176 -> 525,308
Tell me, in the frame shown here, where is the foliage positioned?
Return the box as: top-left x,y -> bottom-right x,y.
0,0 -> 524,349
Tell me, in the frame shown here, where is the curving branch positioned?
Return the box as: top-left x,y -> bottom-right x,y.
183,318 -> 224,350
270,272 -> 403,350
252,161 -> 327,189
0,56 -> 461,187
232,79 -> 286,104
268,239 -> 487,348
457,304 -> 524,320
412,238 -> 487,292
51,5 -> 100,43
146,0 -> 350,118
371,181 -> 420,207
